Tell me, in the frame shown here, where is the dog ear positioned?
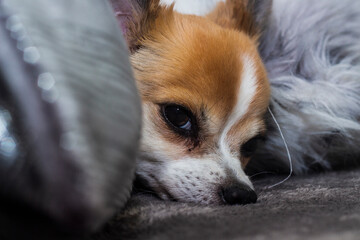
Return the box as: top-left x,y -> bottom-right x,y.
207,0 -> 272,38
109,0 -> 162,52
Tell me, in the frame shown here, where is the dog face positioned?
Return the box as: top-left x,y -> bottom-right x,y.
111,0 -> 271,204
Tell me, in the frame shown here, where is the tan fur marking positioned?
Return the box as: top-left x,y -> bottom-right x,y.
127,0 -> 270,165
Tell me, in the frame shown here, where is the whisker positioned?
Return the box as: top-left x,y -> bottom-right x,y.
250,171 -> 276,178
266,107 -> 293,189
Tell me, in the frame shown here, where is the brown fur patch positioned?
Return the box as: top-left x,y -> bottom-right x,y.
131,8 -> 269,157
115,0 -> 272,166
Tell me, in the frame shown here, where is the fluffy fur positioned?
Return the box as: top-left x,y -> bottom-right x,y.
165,0 -> 360,175
160,0 -> 225,16
112,0 -> 360,204
252,0 -> 360,174
111,0 -> 271,204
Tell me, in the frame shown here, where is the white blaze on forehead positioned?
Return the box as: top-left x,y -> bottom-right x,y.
218,56 -> 258,187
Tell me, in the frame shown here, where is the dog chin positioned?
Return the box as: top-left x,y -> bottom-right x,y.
135,156 -> 253,205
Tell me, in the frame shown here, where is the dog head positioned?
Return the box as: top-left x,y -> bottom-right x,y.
111,0 -> 271,204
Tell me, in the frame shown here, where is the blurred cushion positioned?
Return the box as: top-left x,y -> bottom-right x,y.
0,0 -> 141,236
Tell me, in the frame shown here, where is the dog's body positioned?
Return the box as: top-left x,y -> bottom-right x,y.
111,0 -> 360,205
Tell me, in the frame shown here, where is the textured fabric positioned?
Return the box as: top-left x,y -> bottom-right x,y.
94,169 -> 360,240
0,0 -> 140,236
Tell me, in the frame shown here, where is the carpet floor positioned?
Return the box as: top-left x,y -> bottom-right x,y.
94,169 -> 360,240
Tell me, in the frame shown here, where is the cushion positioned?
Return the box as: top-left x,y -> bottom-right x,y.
0,0 -> 141,237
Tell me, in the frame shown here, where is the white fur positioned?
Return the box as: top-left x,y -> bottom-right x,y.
137,157 -> 227,204
137,105 -> 230,203
252,0 -> 360,173
160,0 -> 224,16
218,57 -> 257,188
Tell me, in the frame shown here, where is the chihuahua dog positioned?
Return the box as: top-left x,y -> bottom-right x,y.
111,0 -> 271,205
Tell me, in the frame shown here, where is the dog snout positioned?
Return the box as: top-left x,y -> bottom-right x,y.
220,185 -> 257,205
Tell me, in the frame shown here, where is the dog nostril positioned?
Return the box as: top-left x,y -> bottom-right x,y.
221,185 -> 257,205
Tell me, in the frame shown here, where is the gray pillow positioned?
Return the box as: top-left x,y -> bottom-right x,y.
0,0 -> 140,236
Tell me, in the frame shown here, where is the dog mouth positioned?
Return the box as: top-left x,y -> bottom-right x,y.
133,160 -> 257,205
133,174 -> 177,201
133,174 -> 226,205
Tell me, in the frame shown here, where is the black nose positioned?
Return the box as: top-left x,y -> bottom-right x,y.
220,185 -> 257,205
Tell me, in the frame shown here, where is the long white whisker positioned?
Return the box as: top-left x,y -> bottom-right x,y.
266,107 -> 293,189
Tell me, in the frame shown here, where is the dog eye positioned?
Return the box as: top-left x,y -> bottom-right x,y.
241,137 -> 262,157
162,105 -> 193,131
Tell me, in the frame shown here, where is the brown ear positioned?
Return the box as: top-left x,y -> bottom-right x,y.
207,0 -> 272,38
109,0 -> 163,52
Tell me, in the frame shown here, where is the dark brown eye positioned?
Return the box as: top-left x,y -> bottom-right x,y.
241,137 -> 262,157
162,105 -> 193,132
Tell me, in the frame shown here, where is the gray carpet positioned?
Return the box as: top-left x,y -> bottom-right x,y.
94,169 -> 360,240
